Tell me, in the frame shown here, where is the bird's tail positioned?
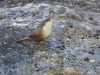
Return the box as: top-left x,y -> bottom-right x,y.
17,37 -> 29,43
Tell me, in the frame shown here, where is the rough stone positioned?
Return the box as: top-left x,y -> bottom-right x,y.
0,1 -> 100,75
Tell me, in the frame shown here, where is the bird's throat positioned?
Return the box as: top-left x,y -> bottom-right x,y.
42,22 -> 52,38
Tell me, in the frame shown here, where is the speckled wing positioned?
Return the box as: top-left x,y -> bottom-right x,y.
28,27 -> 42,38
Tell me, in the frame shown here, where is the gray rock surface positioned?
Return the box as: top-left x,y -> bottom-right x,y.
0,1 -> 100,75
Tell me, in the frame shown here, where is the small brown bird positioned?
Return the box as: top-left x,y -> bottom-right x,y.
17,17 -> 54,43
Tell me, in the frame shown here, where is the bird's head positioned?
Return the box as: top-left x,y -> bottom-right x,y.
45,17 -> 54,24
42,17 -> 54,33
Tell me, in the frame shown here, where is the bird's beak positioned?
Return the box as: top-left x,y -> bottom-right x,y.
53,16 -> 59,20
49,15 -> 59,20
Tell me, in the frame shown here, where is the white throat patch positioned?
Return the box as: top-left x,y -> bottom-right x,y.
42,21 -> 52,38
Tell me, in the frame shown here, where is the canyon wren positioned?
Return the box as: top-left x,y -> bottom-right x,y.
17,17 -> 54,43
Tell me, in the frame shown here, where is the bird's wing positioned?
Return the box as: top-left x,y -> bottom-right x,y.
28,27 -> 42,38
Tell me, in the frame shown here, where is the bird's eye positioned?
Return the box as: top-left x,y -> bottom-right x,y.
48,19 -> 51,21
46,20 -> 48,22
46,19 -> 51,22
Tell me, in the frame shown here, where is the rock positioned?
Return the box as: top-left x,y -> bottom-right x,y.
46,67 -> 85,75
51,5 -> 66,14
0,13 -> 6,19
0,2 -> 100,75
77,0 -> 88,6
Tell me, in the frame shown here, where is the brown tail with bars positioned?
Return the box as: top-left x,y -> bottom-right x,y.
17,37 -> 29,43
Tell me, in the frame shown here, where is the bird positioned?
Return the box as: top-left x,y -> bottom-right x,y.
17,17 -> 54,44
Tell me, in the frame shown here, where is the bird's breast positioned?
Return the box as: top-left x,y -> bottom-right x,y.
42,23 -> 52,38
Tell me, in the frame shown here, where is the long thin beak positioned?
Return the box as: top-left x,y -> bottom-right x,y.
51,18 -> 55,20
49,15 -> 59,20
53,16 -> 59,20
